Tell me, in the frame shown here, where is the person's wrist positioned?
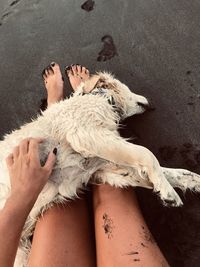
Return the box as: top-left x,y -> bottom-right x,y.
3,193 -> 35,220
10,189 -> 39,208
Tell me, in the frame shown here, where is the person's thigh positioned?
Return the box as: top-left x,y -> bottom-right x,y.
28,194 -> 96,267
93,184 -> 169,267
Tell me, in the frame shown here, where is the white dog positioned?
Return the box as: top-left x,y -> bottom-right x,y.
0,71 -> 200,266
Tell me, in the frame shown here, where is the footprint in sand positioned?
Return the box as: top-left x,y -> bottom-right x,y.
97,35 -> 118,62
81,0 -> 95,12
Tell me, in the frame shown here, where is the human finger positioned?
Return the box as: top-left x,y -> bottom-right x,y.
27,137 -> 44,153
6,153 -> 14,167
28,139 -> 41,164
19,138 -> 31,155
43,148 -> 57,173
12,146 -> 20,159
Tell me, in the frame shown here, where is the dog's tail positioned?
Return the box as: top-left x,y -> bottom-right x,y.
161,167 -> 200,192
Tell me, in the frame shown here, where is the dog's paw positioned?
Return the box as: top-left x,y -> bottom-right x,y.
158,190 -> 183,207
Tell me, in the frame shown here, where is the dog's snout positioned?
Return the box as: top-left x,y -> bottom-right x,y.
137,102 -> 148,108
137,101 -> 150,109
137,100 -> 155,111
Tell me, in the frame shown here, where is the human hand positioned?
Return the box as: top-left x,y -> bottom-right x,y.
6,138 -> 57,203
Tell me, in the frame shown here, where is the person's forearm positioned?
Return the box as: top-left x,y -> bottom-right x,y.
0,138 -> 56,267
0,193 -> 36,267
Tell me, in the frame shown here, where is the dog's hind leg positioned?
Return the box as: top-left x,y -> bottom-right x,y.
162,167 -> 200,192
68,130 -> 183,206
93,165 -> 153,189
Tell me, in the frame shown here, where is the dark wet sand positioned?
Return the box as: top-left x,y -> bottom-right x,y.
0,0 -> 200,266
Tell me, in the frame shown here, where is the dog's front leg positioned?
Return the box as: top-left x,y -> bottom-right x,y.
68,131 -> 183,206
93,164 -> 153,189
162,167 -> 200,192
102,142 -> 183,206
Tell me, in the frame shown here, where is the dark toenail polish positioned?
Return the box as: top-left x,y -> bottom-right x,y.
42,69 -> 47,78
48,66 -> 54,73
53,147 -> 57,155
62,77 -> 64,81
65,66 -> 71,71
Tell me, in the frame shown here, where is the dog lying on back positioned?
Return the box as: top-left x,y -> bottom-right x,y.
0,71 -> 200,266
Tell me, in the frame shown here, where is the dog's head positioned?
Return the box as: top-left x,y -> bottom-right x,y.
84,72 -> 151,120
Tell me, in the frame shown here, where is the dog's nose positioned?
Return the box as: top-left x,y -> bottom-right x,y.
137,100 -> 155,111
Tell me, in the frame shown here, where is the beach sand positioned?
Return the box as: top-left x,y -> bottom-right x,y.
0,0 -> 200,266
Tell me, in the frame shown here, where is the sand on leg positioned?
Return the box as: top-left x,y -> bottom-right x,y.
93,184 -> 170,267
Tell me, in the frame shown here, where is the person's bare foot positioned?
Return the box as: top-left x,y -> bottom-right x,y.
42,62 -> 64,107
65,64 -> 90,91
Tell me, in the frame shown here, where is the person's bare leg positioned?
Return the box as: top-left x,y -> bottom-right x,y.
28,63 -> 95,267
93,184 -> 170,267
29,197 -> 95,267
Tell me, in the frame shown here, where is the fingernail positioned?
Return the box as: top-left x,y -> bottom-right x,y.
53,147 -> 57,155
51,62 -> 55,66
62,76 -> 64,81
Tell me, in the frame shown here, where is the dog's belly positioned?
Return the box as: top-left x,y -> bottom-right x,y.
50,156 -> 107,198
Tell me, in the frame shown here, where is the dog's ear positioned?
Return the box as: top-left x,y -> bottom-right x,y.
95,77 -> 106,88
98,78 -> 117,91
83,75 -> 100,93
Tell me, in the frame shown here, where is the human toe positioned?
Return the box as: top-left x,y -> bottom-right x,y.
81,66 -> 89,75
42,65 -> 54,80
50,62 -> 61,73
65,65 -> 74,77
